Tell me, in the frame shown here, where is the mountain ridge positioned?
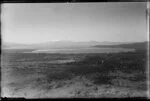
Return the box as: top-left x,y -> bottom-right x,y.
2,41 -> 149,50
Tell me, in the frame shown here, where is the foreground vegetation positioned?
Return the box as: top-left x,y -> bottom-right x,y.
1,49 -> 148,98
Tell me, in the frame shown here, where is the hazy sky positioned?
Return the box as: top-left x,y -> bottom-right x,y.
2,3 -> 147,44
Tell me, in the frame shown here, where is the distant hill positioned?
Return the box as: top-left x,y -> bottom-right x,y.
94,41 -> 149,51
2,41 -> 129,50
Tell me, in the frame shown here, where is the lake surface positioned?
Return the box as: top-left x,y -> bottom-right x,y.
30,47 -> 135,54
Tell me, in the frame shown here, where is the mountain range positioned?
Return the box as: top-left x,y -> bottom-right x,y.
2,41 -> 131,50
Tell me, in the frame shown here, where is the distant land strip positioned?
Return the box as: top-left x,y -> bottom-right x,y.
94,41 -> 149,51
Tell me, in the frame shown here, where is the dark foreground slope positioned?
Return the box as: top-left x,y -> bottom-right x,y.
1,48 -> 148,98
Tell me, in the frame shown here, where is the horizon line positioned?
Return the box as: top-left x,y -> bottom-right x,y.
2,40 -> 149,45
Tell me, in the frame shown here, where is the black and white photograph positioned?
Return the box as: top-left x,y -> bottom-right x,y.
1,2 -> 149,98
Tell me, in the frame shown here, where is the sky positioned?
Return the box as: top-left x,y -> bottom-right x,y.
2,3 -> 148,44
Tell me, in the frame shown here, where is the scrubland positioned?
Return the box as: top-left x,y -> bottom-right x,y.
1,50 -> 148,98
